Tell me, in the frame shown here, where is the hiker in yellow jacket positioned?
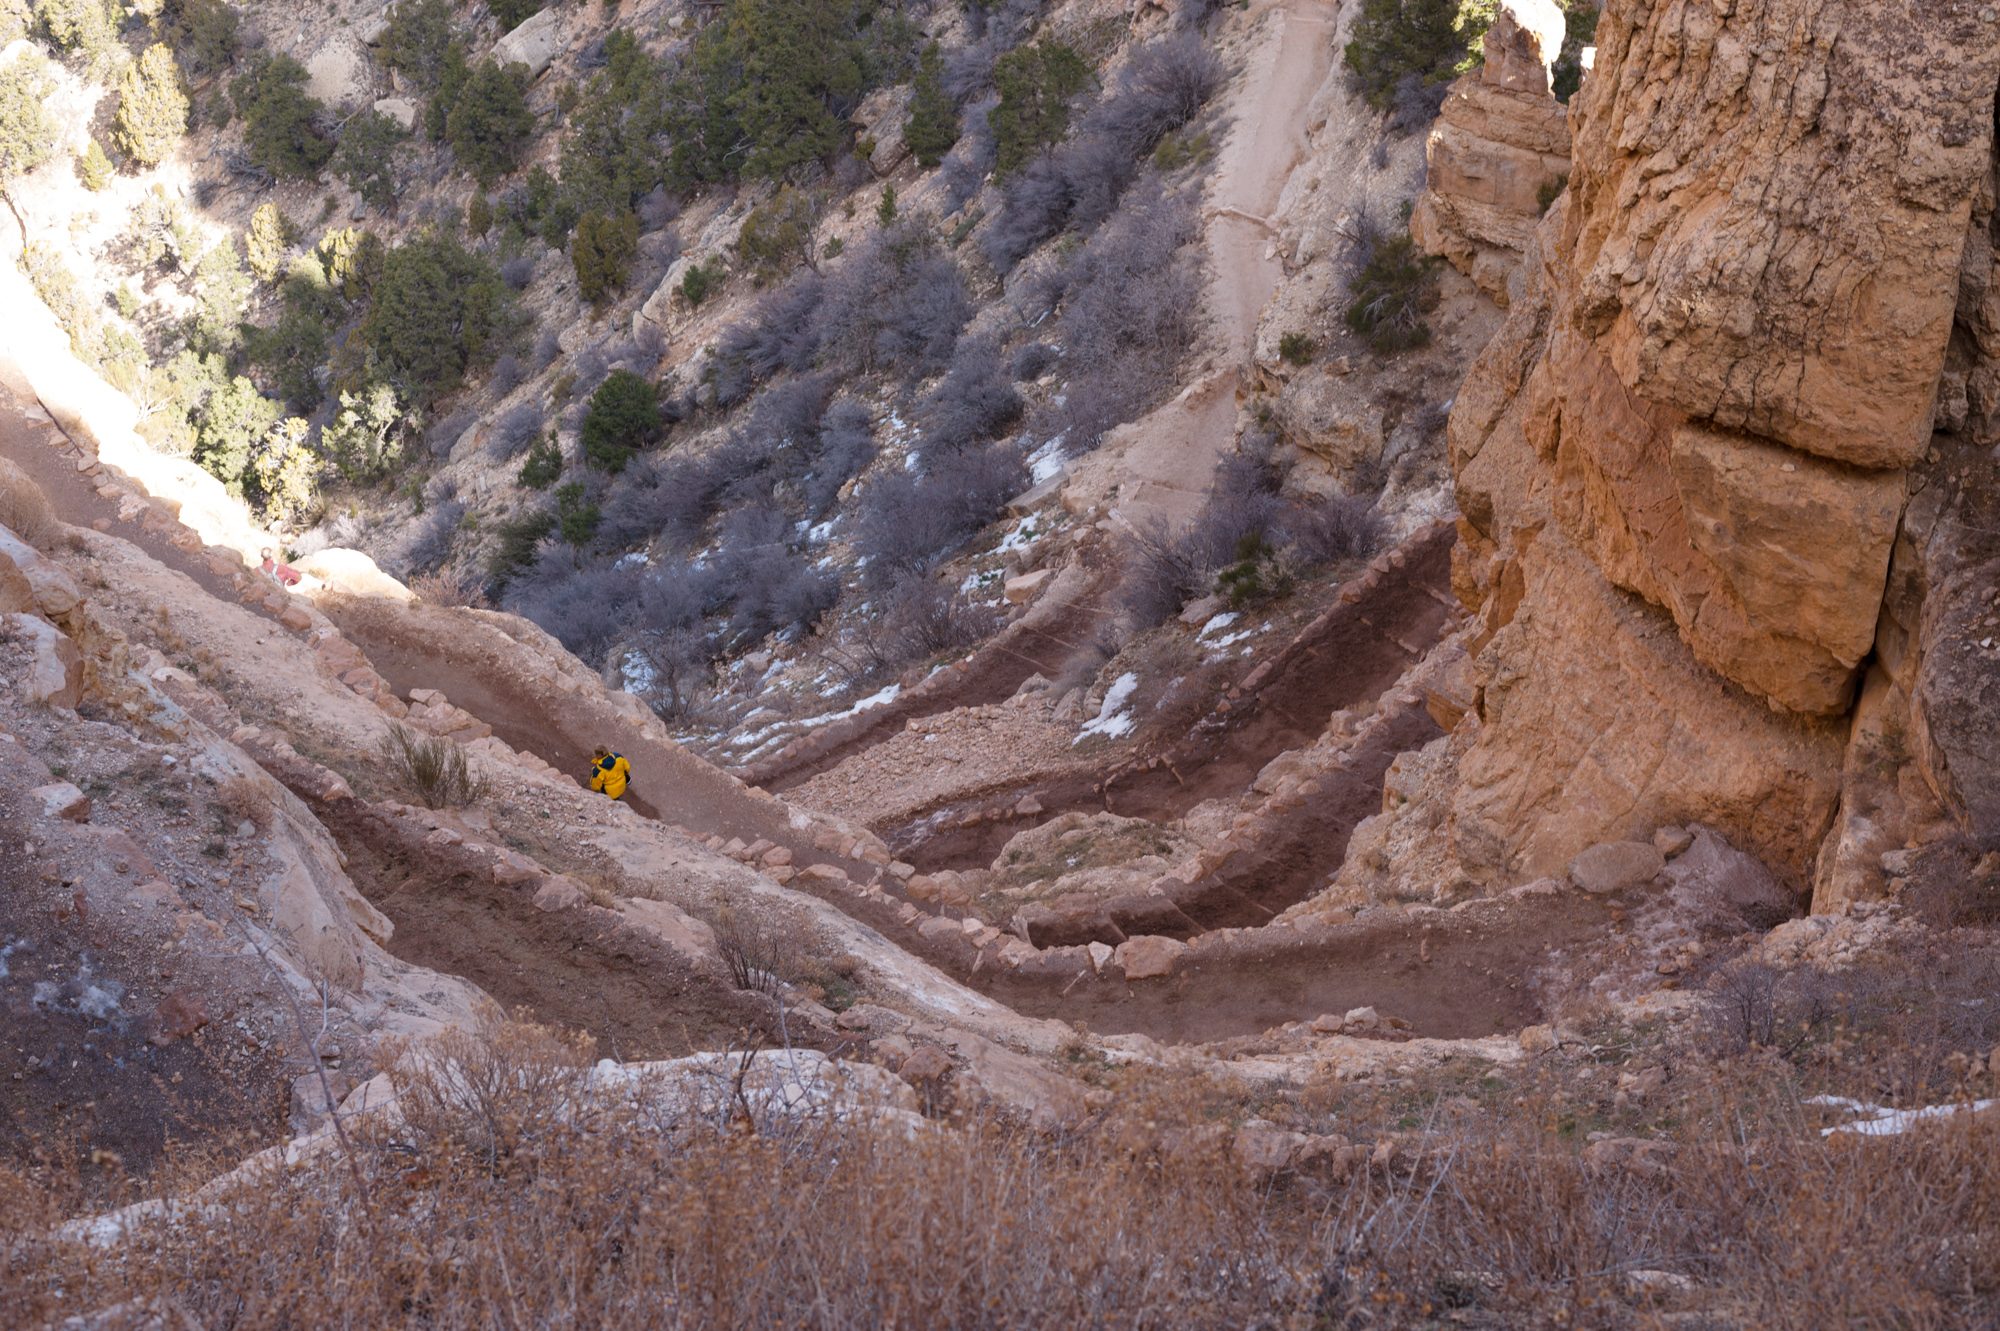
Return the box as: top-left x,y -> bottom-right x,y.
589,747 -> 632,800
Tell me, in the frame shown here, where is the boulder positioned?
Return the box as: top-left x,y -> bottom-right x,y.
32,781 -> 91,822
1568,841 -> 1666,895
292,549 -> 413,603
853,85 -> 913,175
1003,568 -> 1053,604
1113,934 -> 1186,981
305,39 -> 370,109
1661,826 -> 1797,933
373,97 -> 418,131
493,8 -> 565,79
533,875 -> 590,912
0,525 -> 81,617
950,1033 -> 1087,1131
6,614 -> 83,708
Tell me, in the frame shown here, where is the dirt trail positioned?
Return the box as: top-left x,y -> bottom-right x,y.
973,890 -> 1621,1043
890,528 -> 1458,888
322,599 -> 878,879
1067,0 -> 1338,532
754,553 -> 1117,794
0,398 -> 265,616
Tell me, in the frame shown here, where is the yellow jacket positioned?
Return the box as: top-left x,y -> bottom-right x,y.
589,753 -> 632,800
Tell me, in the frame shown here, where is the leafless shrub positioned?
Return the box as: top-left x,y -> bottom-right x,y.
532,328 -> 560,369
409,565 -> 490,608
880,574 -> 1002,663
399,498 -> 466,575
394,1022 -> 595,1170
1043,180 -> 1204,450
815,225 -> 972,381
1279,493 -> 1385,565
0,457 -> 56,549
504,553 -> 645,665
500,254 -> 538,291
1011,341 -> 1057,381
379,722 -> 490,809
213,775 -> 271,832
636,186 -> 679,233
919,335 -> 1025,452
425,408 -> 478,460
706,904 -> 791,997
484,402 -> 544,460
854,441 -> 1028,582
487,353 -> 525,399
981,38 -> 1222,272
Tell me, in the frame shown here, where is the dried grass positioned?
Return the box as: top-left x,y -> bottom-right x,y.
0,457 -> 57,549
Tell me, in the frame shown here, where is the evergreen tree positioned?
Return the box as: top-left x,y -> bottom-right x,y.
571,209 -> 639,307
232,54 -> 334,178
991,40 -> 1090,178
876,184 -> 897,227
903,42 -> 958,169
380,0 -> 453,90
318,382 -> 404,482
76,137 -> 113,189
32,0 -> 121,71
245,202 -> 292,284
194,374 -> 280,493
361,231 -> 513,404
114,44 -> 189,166
0,50 -> 58,187
333,108 -> 407,209
444,59 -> 533,186
158,0 -> 239,81
580,369 -> 661,472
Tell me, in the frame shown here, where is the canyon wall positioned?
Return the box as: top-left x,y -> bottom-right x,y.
1353,0 -> 2000,910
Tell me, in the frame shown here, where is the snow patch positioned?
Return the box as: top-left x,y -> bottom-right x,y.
1074,672 -> 1139,743
1197,612 -> 1241,639
1807,1094 -> 2000,1137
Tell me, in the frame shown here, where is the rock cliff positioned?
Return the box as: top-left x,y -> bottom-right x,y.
1328,0 -> 2000,912
1410,0 -> 1572,304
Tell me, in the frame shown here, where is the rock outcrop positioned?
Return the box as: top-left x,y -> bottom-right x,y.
1339,0 -> 2000,908
1410,0 -> 1572,303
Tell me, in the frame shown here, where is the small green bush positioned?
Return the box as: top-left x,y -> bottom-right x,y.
489,0 -> 545,31
579,369 -> 662,472
1536,173 -> 1568,215
76,137 -> 113,190
736,186 -> 818,282
487,507 -> 554,585
1344,230 -> 1441,354
678,258 -> 725,307
517,436 -> 562,489
554,481 -> 600,545
245,202 -> 292,283
1278,331 -> 1316,366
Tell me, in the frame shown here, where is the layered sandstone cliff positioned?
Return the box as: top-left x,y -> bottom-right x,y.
1328,0 -> 2000,913
1409,0 -> 1572,303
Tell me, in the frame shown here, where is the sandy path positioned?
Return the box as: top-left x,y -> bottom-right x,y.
1066,0 -> 1339,533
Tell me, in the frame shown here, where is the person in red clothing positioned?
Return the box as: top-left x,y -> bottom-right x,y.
260,547 -> 302,586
